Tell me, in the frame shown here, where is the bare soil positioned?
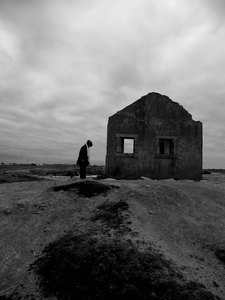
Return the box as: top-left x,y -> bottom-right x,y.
1,166 -> 225,299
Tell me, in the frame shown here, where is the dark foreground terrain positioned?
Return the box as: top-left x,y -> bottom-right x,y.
0,166 -> 225,299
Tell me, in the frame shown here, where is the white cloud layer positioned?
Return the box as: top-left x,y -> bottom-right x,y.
0,0 -> 224,167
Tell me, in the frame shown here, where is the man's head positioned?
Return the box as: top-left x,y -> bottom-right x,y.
87,140 -> 93,148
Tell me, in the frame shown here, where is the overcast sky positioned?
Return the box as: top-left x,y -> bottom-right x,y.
0,0 -> 224,167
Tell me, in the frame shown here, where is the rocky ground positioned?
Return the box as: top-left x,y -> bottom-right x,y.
0,167 -> 225,299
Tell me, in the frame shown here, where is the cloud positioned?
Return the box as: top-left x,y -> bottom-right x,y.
198,0 -> 225,22
0,0 -> 224,167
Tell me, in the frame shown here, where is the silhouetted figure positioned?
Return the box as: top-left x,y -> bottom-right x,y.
76,140 -> 93,179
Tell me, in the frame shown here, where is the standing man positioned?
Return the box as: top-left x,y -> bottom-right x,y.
76,140 -> 93,179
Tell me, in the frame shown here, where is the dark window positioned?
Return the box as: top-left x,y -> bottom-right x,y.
158,138 -> 174,155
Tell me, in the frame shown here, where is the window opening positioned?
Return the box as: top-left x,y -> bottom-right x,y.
115,134 -> 138,156
159,139 -> 174,155
124,138 -> 134,153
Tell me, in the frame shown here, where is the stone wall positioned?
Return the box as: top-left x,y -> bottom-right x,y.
106,93 -> 202,181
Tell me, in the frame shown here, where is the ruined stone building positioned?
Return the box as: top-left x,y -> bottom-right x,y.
106,92 -> 202,180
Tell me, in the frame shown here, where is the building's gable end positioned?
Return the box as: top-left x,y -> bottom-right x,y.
106,92 -> 202,181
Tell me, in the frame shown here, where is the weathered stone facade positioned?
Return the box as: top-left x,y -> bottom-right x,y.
106,92 -> 202,180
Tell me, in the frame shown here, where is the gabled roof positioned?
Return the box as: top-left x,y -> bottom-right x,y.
111,92 -> 194,122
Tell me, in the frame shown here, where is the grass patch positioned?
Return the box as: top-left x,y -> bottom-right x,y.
31,233 -> 218,300
91,200 -> 129,229
53,180 -> 114,198
74,181 -> 112,197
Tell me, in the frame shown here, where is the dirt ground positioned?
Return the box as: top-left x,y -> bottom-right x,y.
1,169 -> 225,299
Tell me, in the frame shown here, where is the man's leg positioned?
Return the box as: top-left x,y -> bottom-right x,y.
80,164 -> 86,179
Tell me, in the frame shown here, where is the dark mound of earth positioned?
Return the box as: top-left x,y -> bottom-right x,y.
31,233 -> 217,300
53,180 -> 115,198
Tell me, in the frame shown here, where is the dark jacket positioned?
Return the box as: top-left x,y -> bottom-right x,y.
77,144 -> 89,166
